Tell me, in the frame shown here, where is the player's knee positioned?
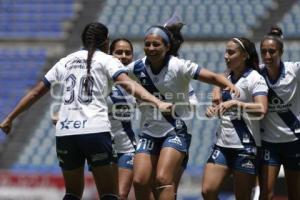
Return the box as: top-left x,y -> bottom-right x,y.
133,176 -> 148,187
201,185 -> 218,199
100,194 -> 119,200
119,191 -> 129,200
155,173 -> 172,187
63,193 -> 81,200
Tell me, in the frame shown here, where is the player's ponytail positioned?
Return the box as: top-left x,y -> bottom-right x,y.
163,13 -> 185,57
81,22 -> 109,93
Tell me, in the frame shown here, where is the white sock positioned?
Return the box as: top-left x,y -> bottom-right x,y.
251,186 -> 260,200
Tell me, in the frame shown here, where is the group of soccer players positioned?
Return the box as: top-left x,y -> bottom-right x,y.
202,26 -> 300,200
1,18 -> 300,200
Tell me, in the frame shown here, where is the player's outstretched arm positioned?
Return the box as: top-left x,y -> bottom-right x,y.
197,68 -> 240,97
114,73 -> 172,112
0,81 -> 50,134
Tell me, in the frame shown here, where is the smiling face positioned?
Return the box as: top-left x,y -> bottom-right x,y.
144,34 -> 170,64
260,39 -> 282,68
224,40 -> 248,73
111,40 -> 133,65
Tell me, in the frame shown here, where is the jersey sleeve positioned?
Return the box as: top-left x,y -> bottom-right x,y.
105,57 -> 127,81
188,85 -> 198,106
251,73 -> 268,97
292,62 -> 300,80
125,61 -> 136,79
181,59 -> 202,80
43,57 -> 66,88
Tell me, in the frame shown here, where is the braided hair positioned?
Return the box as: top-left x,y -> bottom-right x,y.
81,22 -> 108,92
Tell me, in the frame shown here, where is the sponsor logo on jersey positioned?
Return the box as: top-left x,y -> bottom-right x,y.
60,119 -> 88,130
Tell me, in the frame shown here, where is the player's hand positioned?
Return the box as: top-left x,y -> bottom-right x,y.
211,87 -> 222,105
51,112 -> 59,125
158,101 -> 173,113
224,85 -> 240,98
205,105 -> 217,118
0,118 -> 13,134
218,100 -> 238,115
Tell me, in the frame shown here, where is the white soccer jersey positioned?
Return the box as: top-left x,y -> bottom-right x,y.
216,69 -> 268,148
44,50 -> 126,136
126,56 -> 201,138
107,85 -> 136,153
260,62 -> 300,143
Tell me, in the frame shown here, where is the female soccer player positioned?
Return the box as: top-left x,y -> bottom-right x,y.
108,38 -> 136,200
126,25 -> 239,200
0,22 -> 171,200
202,37 -> 268,200
259,26 -> 300,200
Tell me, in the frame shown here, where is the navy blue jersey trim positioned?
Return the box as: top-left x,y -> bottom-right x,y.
252,91 -> 268,96
42,77 -> 51,88
112,69 -> 127,81
193,66 -> 202,80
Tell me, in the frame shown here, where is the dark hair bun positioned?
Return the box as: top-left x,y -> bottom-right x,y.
268,25 -> 283,38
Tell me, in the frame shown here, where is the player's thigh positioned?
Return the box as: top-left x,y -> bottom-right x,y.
134,134 -> 161,185
156,147 -> 185,184
133,152 -> 158,185
284,169 -> 300,200
92,163 -> 118,195
259,164 -> 280,199
118,167 -> 133,197
233,170 -> 256,200
202,162 -> 231,194
62,167 -> 85,197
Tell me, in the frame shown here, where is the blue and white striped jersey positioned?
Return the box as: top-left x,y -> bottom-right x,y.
216,69 -> 268,148
260,62 -> 300,143
107,85 -> 136,153
126,56 -> 201,138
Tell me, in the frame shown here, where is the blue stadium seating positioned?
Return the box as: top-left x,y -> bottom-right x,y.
0,0 -> 76,39
278,1 -> 300,38
0,48 -> 47,142
98,0 -> 277,39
